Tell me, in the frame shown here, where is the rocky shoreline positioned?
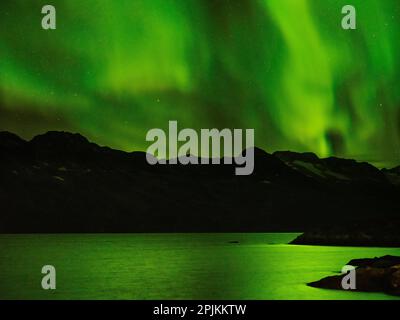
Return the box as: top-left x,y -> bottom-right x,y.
290,221 -> 400,247
308,255 -> 400,296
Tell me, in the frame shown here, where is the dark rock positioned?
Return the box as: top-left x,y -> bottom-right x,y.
382,166 -> 400,186
0,131 -> 27,150
274,151 -> 319,163
307,256 -> 400,296
275,150 -> 389,187
348,255 -> 400,268
290,221 -> 400,247
30,131 -> 99,160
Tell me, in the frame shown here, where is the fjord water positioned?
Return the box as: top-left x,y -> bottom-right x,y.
0,234 -> 399,300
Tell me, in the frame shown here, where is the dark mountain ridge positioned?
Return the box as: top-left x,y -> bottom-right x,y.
0,131 -> 399,234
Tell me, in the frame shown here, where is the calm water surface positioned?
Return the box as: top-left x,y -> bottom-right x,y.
0,233 -> 399,300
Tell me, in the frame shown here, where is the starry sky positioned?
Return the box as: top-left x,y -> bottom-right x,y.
1,0 -> 400,167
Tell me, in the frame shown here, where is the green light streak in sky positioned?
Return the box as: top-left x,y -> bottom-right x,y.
1,0 -> 400,166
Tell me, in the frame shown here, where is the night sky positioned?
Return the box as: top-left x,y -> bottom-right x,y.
1,0 -> 400,167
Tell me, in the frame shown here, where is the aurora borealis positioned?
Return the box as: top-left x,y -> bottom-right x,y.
1,0 -> 400,167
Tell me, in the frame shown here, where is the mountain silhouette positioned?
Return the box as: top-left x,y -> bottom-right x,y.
0,131 -> 399,234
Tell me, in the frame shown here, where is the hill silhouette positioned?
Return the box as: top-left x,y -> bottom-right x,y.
0,131 -> 399,235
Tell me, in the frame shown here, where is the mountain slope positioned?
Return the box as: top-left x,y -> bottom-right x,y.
0,131 -> 399,233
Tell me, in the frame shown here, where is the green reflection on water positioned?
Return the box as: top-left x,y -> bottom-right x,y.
0,233 -> 399,300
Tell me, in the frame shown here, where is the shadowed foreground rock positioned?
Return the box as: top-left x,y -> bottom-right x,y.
308,255 -> 400,296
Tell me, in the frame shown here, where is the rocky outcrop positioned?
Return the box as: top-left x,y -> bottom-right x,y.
290,221 -> 400,247
348,255 -> 400,268
308,255 -> 400,296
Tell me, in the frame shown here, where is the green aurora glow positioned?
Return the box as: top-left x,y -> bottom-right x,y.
1,0 -> 400,167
